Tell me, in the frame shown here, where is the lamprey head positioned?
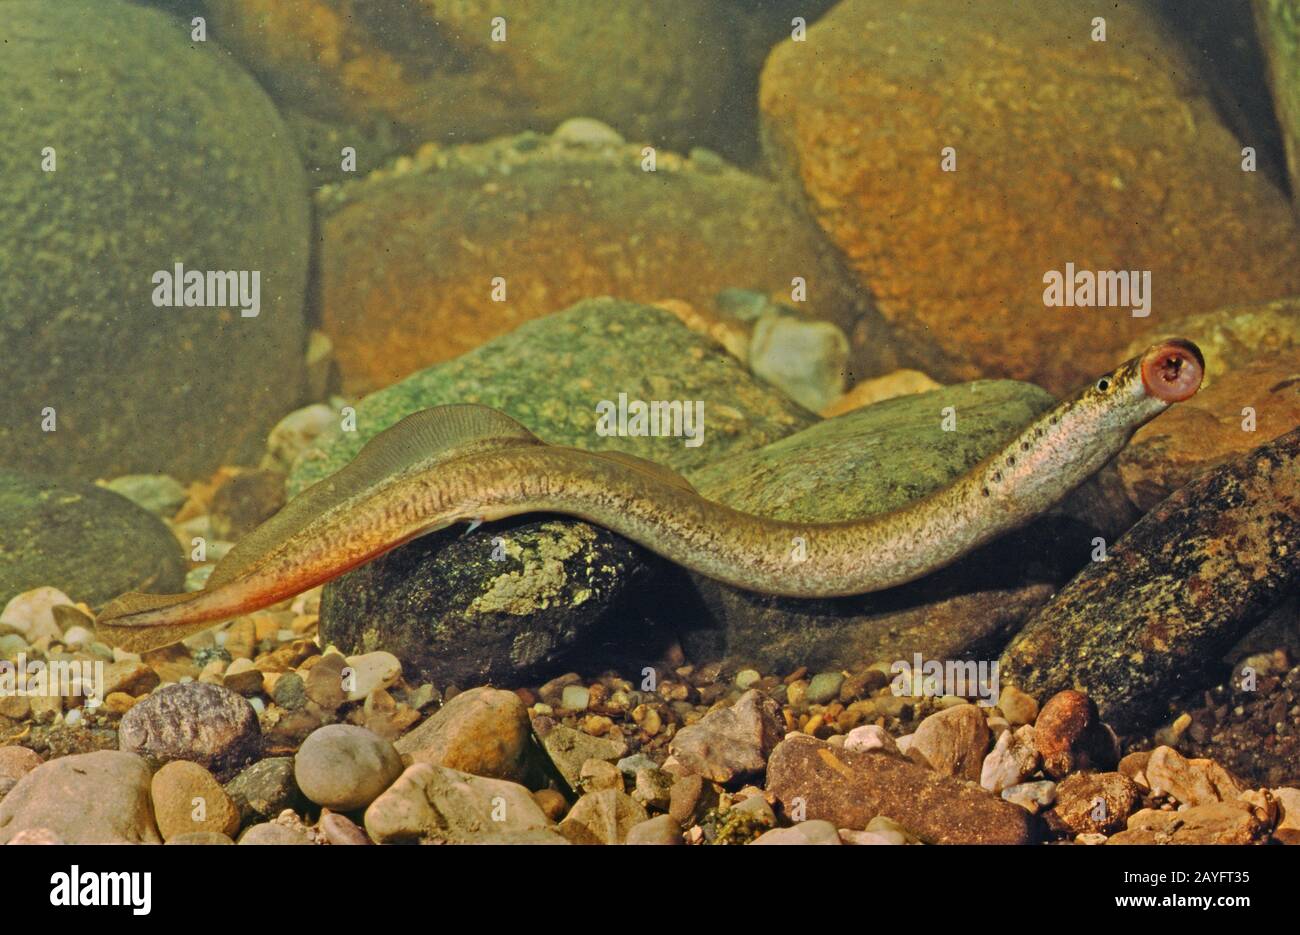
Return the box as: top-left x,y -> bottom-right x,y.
994,337 -> 1205,508
1139,338 -> 1205,402
1081,336 -> 1204,416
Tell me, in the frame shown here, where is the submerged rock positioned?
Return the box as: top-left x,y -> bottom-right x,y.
393,687 -> 538,785
314,132 -> 876,393
760,0 -> 1300,395
206,1 -> 752,165
119,683 -> 262,780
0,471 -> 185,609
1001,427 -> 1300,731
0,751 -> 160,845
0,0 -> 309,480
291,300 -> 812,490
1255,0 -> 1300,209
364,763 -> 566,845
765,735 -> 1038,845
1118,347 -> 1300,509
668,690 -> 786,785
296,300 -> 814,686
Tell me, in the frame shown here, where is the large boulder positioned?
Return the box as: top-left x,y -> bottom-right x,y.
759,0 -> 1300,395
1255,0 -> 1300,209
314,129 -> 880,393
204,0 -> 748,160
0,0 -> 310,480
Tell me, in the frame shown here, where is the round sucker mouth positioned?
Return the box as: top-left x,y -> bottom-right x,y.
1140,338 -> 1204,402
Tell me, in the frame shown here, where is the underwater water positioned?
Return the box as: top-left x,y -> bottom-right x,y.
1,0 -> 1299,873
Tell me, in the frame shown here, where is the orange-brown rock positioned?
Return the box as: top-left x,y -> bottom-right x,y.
206,0 -> 742,156
760,0 -> 1300,394
1118,347 -> 1300,509
316,133 -> 880,392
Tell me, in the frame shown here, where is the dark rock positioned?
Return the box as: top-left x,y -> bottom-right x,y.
119,683 -> 261,780
1002,428 -> 1300,730
1255,0 -> 1300,209
0,0 -> 309,480
668,690 -> 785,785
765,735 -> 1038,845
272,672 -> 307,711
0,471 -> 184,609
224,757 -> 305,826
319,517 -> 658,688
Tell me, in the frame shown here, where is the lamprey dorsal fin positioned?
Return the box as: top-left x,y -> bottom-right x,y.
206,404 -> 543,590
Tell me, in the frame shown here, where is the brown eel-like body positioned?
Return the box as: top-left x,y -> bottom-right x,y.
96,339 -> 1204,653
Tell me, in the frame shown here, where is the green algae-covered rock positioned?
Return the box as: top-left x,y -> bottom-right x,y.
290,299 -> 815,494
0,470 -> 185,609
299,300 -> 815,686
691,380 -> 1054,518
1001,426 -> 1300,732
679,381 -> 1125,671
0,0 -> 310,481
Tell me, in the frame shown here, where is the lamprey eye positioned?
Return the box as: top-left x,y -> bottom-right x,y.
1140,338 -> 1205,402
1096,378 -> 1110,392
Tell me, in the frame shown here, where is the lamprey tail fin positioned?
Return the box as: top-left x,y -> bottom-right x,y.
580,448 -> 698,494
95,590 -> 209,653
207,405 -> 544,590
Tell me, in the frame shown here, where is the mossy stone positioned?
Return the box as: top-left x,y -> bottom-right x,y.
0,0 -> 310,480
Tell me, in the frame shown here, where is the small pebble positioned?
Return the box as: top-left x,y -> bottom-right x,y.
294,725 -> 404,812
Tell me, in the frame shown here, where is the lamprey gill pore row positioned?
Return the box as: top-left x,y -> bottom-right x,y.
95,339 -> 1205,652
